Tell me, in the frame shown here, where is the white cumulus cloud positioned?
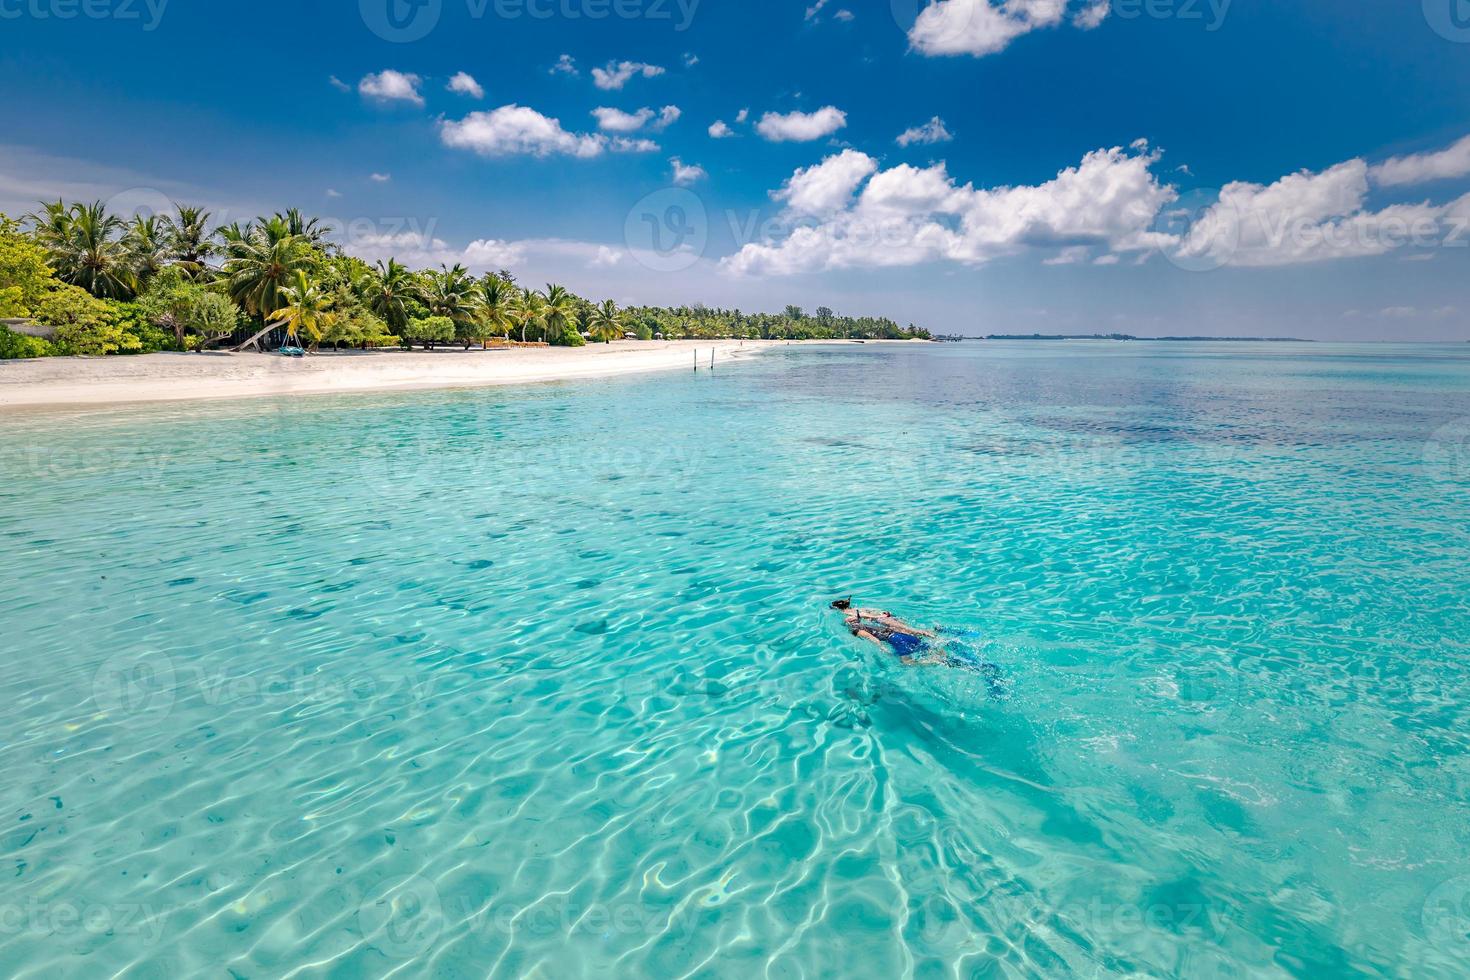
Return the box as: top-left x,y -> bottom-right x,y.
722,133 -> 1470,276
593,107 -> 656,133
1170,159 -> 1461,267
440,105 -> 608,158
709,120 -> 735,139
1370,134 -> 1470,187
610,137 -> 661,153
724,143 -> 1177,276
592,106 -> 680,134
1073,0 -> 1110,29
348,230 -> 527,271
591,245 -> 624,267
897,117 -> 954,147
908,0 -> 1068,57
447,72 -> 484,98
359,70 -> 424,105
777,150 -> 880,215
755,106 -> 848,143
671,158 -> 708,186
592,61 -> 666,91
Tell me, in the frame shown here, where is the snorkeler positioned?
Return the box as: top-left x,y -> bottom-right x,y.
830,599 -> 945,666
830,598 -> 1009,697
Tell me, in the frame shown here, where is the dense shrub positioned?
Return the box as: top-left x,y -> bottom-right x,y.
0,217 -> 57,317
0,325 -> 53,359
136,267 -> 241,350
549,324 -> 586,347
111,301 -> 178,353
319,308 -> 397,349
406,315 -> 455,349
36,285 -> 138,356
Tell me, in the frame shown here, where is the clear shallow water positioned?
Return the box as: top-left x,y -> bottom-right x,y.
2,341 -> 1469,978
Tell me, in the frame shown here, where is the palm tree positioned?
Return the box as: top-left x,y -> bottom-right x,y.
358,259 -> 422,335
163,205 -> 216,280
479,277 -> 514,345
511,288 -> 546,344
424,264 -> 482,348
28,201 -> 137,299
27,200 -> 72,254
221,216 -> 312,318
539,283 -> 579,345
586,299 -> 625,344
65,202 -> 139,299
274,208 -> 330,246
125,215 -> 170,289
269,270 -> 334,349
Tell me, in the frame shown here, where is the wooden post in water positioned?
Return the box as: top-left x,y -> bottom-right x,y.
711,348 -> 715,370
694,350 -> 698,372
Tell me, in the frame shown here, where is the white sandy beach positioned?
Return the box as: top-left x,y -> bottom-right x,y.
0,340 -> 901,409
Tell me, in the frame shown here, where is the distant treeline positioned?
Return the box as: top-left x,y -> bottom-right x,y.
624,304 -> 928,341
985,334 -> 1312,342
0,201 -> 929,359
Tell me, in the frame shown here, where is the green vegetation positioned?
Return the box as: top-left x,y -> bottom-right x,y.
137,268 -> 243,350
36,284 -> 138,356
620,304 -> 923,341
0,201 -> 930,359
0,327 -> 52,359
0,216 -> 56,317
407,315 -> 456,349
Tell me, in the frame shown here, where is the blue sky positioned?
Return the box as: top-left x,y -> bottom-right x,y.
3,0 -> 1469,339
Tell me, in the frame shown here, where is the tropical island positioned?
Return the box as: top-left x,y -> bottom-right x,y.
985,333 -> 1312,342
0,202 -> 929,363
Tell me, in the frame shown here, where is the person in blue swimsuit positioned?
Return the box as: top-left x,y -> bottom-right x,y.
831,598 -> 1009,696
831,599 -> 945,666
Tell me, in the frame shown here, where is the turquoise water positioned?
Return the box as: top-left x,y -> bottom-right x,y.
2,341 -> 1469,978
